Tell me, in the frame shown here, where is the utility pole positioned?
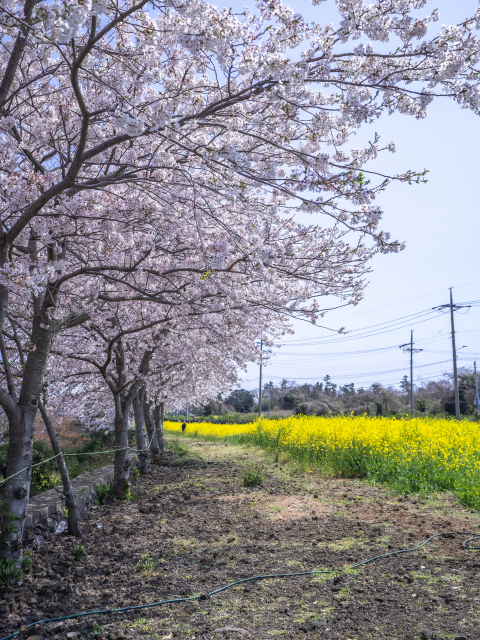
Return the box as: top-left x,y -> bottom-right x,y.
474,361 -> 480,415
434,290 -> 470,420
268,381 -> 272,418
399,330 -> 423,416
258,338 -> 263,417
450,288 -> 460,420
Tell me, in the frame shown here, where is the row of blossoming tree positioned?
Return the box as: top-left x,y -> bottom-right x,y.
1,0 -> 480,559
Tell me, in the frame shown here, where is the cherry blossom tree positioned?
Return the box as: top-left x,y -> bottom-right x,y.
47,290 -> 277,497
0,165 -> 377,554
1,0 -> 480,558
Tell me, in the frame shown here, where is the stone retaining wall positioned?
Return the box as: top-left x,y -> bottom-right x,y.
23,463 -> 115,548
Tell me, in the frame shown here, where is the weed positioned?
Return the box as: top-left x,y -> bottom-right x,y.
71,544 -> 85,560
242,465 -> 264,487
137,553 -> 156,575
131,617 -> 148,628
338,585 -> 350,599
21,551 -> 32,570
0,500 -> 29,588
0,558 -> 24,588
168,439 -> 189,456
131,466 -> 140,481
94,481 -> 115,505
63,507 -> 68,518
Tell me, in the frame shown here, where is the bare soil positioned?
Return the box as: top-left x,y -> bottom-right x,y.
3,437 -> 480,640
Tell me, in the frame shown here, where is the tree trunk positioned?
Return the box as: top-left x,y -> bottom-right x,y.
154,402 -> 166,455
111,346 -> 153,498
132,392 -> 150,475
113,395 -> 130,499
143,395 -> 160,458
1,407 -> 31,559
1,321 -> 53,559
38,401 -> 80,536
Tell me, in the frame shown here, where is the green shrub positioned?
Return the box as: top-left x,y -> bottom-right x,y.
167,440 -> 189,456
242,465 -> 264,487
94,481 -> 116,505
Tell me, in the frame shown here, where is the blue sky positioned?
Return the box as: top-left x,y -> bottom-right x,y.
238,0 -> 480,392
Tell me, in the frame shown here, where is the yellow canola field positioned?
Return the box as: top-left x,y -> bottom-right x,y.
164,420 -> 256,438
165,415 -> 480,508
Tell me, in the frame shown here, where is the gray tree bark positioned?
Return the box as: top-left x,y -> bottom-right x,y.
132,390 -> 150,475
144,394 -> 160,460
111,346 -> 153,498
38,401 -> 80,536
0,315 -> 54,559
113,394 -> 131,499
154,402 -> 166,455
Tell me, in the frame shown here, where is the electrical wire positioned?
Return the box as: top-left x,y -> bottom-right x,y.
1,531 -> 479,640
281,296 -> 479,347
282,309 -> 439,345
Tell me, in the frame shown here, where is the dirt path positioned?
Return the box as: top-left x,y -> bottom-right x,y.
4,437 -> 480,640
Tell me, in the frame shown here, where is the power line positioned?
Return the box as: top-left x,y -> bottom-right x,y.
282,309 -> 437,344
241,359 -> 456,384
305,279 -> 480,323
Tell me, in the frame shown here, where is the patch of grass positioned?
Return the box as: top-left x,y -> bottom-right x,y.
316,536 -> 359,552
311,571 -> 334,584
242,465 -> 264,487
167,439 -> 189,456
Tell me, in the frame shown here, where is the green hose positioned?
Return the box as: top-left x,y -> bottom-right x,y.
1,531 -> 478,640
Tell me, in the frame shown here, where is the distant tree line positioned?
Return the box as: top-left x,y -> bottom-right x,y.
197,370 -> 479,418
